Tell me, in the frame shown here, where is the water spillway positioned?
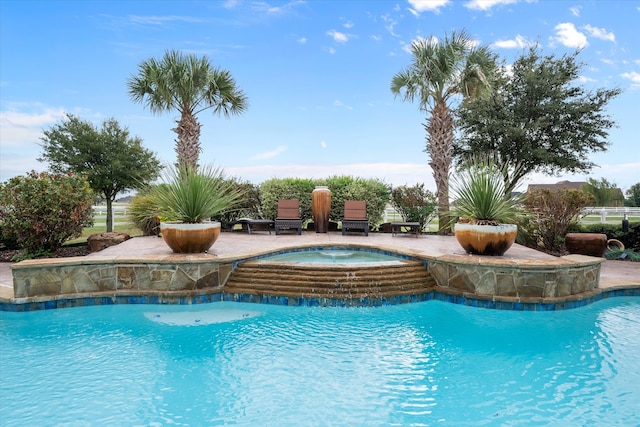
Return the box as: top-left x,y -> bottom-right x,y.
224,258 -> 436,301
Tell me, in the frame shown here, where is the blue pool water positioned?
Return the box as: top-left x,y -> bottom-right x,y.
260,249 -> 402,263
1,298 -> 639,426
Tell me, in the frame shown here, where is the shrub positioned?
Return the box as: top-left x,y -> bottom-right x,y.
259,178 -> 316,222
128,188 -> 162,236
324,176 -> 390,225
390,184 -> 437,231
258,176 -> 390,226
521,188 -> 594,254
605,249 -> 640,262
0,171 -> 94,256
212,179 -> 262,229
0,223 -> 20,250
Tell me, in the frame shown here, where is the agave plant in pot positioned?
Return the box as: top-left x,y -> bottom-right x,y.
449,158 -> 522,256
153,164 -> 243,253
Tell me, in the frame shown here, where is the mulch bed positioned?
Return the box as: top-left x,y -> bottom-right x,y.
0,246 -> 91,263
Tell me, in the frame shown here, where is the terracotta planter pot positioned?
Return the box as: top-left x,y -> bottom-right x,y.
312,186 -> 331,233
565,233 -> 607,257
160,221 -> 221,253
454,223 -> 517,256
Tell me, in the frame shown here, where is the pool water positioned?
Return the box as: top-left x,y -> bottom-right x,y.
1,298 -> 639,426
260,249 -> 402,263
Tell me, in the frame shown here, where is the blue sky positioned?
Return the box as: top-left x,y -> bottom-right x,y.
1,0 -> 639,195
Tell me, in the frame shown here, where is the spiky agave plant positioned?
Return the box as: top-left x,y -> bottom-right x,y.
450,158 -> 521,226
153,164 -> 243,224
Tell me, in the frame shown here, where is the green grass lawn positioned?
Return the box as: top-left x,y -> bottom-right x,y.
65,224 -> 143,246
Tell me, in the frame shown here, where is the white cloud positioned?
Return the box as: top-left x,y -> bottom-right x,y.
0,105 -> 70,181
342,21 -> 354,29
464,0 -> 517,11
381,14 -> 398,37
223,0 -> 239,8
0,106 -> 66,148
407,0 -> 450,13
333,100 -> 353,110
621,71 -> 640,88
577,75 -> 596,84
127,15 -> 203,25
250,145 -> 287,161
252,0 -> 305,15
326,29 -> 349,44
583,24 -> 615,42
325,46 -> 336,55
552,22 -> 588,49
297,37 -> 307,44
570,6 -> 581,16
320,140 -> 327,149
493,34 -> 530,49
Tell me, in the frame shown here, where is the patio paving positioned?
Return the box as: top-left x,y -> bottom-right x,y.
0,231 -> 638,301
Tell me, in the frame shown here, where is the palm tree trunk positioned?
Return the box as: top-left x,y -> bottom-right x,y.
425,100 -> 454,234
173,112 -> 202,170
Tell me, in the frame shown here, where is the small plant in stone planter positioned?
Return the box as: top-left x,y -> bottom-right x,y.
151,164 -> 243,253
449,158 -> 522,256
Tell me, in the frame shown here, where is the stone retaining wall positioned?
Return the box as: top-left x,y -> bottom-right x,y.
12,259 -> 234,299
9,252 -> 603,304
428,254 -> 602,300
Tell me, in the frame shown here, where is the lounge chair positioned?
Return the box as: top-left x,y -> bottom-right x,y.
341,200 -> 369,236
274,199 -> 303,235
231,218 -> 274,234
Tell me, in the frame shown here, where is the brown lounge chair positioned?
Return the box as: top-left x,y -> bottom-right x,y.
274,199 -> 302,235
341,200 -> 369,236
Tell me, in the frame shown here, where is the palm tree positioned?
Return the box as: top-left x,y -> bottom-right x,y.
128,49 -> 248,170
391,30 -> 497,234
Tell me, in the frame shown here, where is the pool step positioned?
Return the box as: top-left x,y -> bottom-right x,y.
224,260 -> 436,300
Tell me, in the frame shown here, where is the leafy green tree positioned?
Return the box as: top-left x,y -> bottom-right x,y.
582,178 -> 624,207
625,183 -> 640,207
0,171 -> 94,257
39,114 -> 161,232
128,49 -> 248,169
391,30 -> 498,234
455,47 -> 621,194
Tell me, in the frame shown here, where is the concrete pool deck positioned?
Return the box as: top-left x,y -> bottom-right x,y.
0,231 -> 638,306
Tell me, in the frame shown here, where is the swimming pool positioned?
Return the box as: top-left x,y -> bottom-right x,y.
1,298 -> 639,426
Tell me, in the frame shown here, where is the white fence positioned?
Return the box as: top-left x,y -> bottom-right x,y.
582,207 -> 640,223
93,204 -> 640,227
92,205 -> 131,226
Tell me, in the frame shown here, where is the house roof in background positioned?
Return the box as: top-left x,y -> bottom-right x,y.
527,180 -> 587,192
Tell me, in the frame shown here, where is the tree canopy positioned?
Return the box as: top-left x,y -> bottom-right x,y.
625,183 -> 640,207
454,47 -> 621,194
38,114 -> 161,231
127,49 -> 248,169
582,178 -> 625,207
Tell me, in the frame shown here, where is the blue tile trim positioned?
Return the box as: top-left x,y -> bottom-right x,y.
2,288 -> 639,312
